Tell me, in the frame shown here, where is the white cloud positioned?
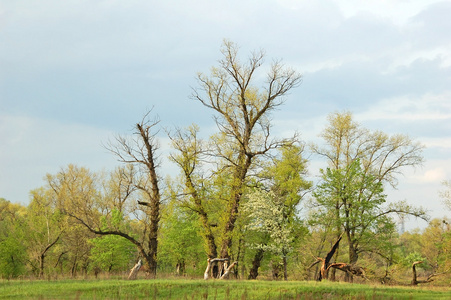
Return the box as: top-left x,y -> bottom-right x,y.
420,167 -> 448,183
356,92 -> 451,121
334,0 -> 442,26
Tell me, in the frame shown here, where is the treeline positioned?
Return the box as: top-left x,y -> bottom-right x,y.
1,41 -> 450,284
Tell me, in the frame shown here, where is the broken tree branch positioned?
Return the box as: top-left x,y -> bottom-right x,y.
220,261 -> 238,280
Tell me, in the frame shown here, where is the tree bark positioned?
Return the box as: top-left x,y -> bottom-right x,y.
220,157 -> 251,259
220,261 -> 238,280
283,255 -> 288,281
248,248 -> 265,279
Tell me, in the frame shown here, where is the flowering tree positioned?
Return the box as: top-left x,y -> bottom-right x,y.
242,189 -> 295,280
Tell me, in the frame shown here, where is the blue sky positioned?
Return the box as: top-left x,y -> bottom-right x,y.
1,0 -> 450,229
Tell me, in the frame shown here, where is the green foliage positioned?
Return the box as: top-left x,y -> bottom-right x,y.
312,159 -> 400,265
0,236 -> 27,279
261,145 -> 312,214
89,209 -> 136,273
313,159 -> 387,230
89,235 -> 135,273
158,201 -> 204,275
0,199 -> 28,279
25,188 -> 66,277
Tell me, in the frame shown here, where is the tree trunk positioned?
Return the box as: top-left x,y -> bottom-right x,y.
128,259 -> 143,280
410,261 -> 440,285
311,234 -> 342,281
345,229 -> 358,283
204,258 -> 229,280
176,260 -> 185,276
71,257 -> 77,278
39,254 -> 45,279
147,233 -> 158,278
248,248 -> 265,279
329,263 -> 366,280
220,157 -> 251,259
234,237 -> 244,279
39,234 -> 61,278
283,255 -> 288,281
272,261 -> 280,280
137,122 -> 161,279
169,127 -> 218,260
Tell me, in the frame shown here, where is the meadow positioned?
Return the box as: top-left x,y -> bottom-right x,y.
1,279 -> 450,299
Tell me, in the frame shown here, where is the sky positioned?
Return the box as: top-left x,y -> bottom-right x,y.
1,0 -> 450,230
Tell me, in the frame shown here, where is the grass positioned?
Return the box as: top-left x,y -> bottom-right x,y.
0,279 -> 450,299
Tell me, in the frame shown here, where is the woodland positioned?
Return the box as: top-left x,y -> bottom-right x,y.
1,41 -> 450,286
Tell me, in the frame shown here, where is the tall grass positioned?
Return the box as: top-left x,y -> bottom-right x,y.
0,279 -> 449,299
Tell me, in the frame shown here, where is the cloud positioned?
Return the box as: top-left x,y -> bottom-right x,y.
420,167 -> 448,183
356,92 -> 451,121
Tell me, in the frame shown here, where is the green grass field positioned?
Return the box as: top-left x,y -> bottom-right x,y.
0,279 -> 449,299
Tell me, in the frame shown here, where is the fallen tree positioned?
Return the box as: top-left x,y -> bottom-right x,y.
309,234 -> 342,281
309,234 -> 366,282
204,258 -> 238,280
411,261 -> 446,286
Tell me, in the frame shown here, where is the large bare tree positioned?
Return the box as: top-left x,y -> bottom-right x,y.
192,40 -> 303,263
105,112 -> 161,277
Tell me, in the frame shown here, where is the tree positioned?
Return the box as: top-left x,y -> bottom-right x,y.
242,189 -> 294,280
26,188 -> 65,278
420,218 -> 451,276
440,180 -> 451,211
89,235 -> 135,274
246,144 -> 311,279
106,113 -> 162,277
191,40 -> 302,262
88,209 -> 136,274
0,198 -> 28,279
310,111 -> 428,281
158,196 -> 204,276
169,125 -> 218,260
48,113 -> 163,278
63,221 -> 94,277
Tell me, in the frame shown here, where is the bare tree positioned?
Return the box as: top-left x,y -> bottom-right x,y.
192,40 -> 302,263
49,112 -> 162,278
169,125 -> 218,260
106,112 -> 161,278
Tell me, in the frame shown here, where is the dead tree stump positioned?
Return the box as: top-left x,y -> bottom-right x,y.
204,258 -> 235,280
128,259 -> 143,280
